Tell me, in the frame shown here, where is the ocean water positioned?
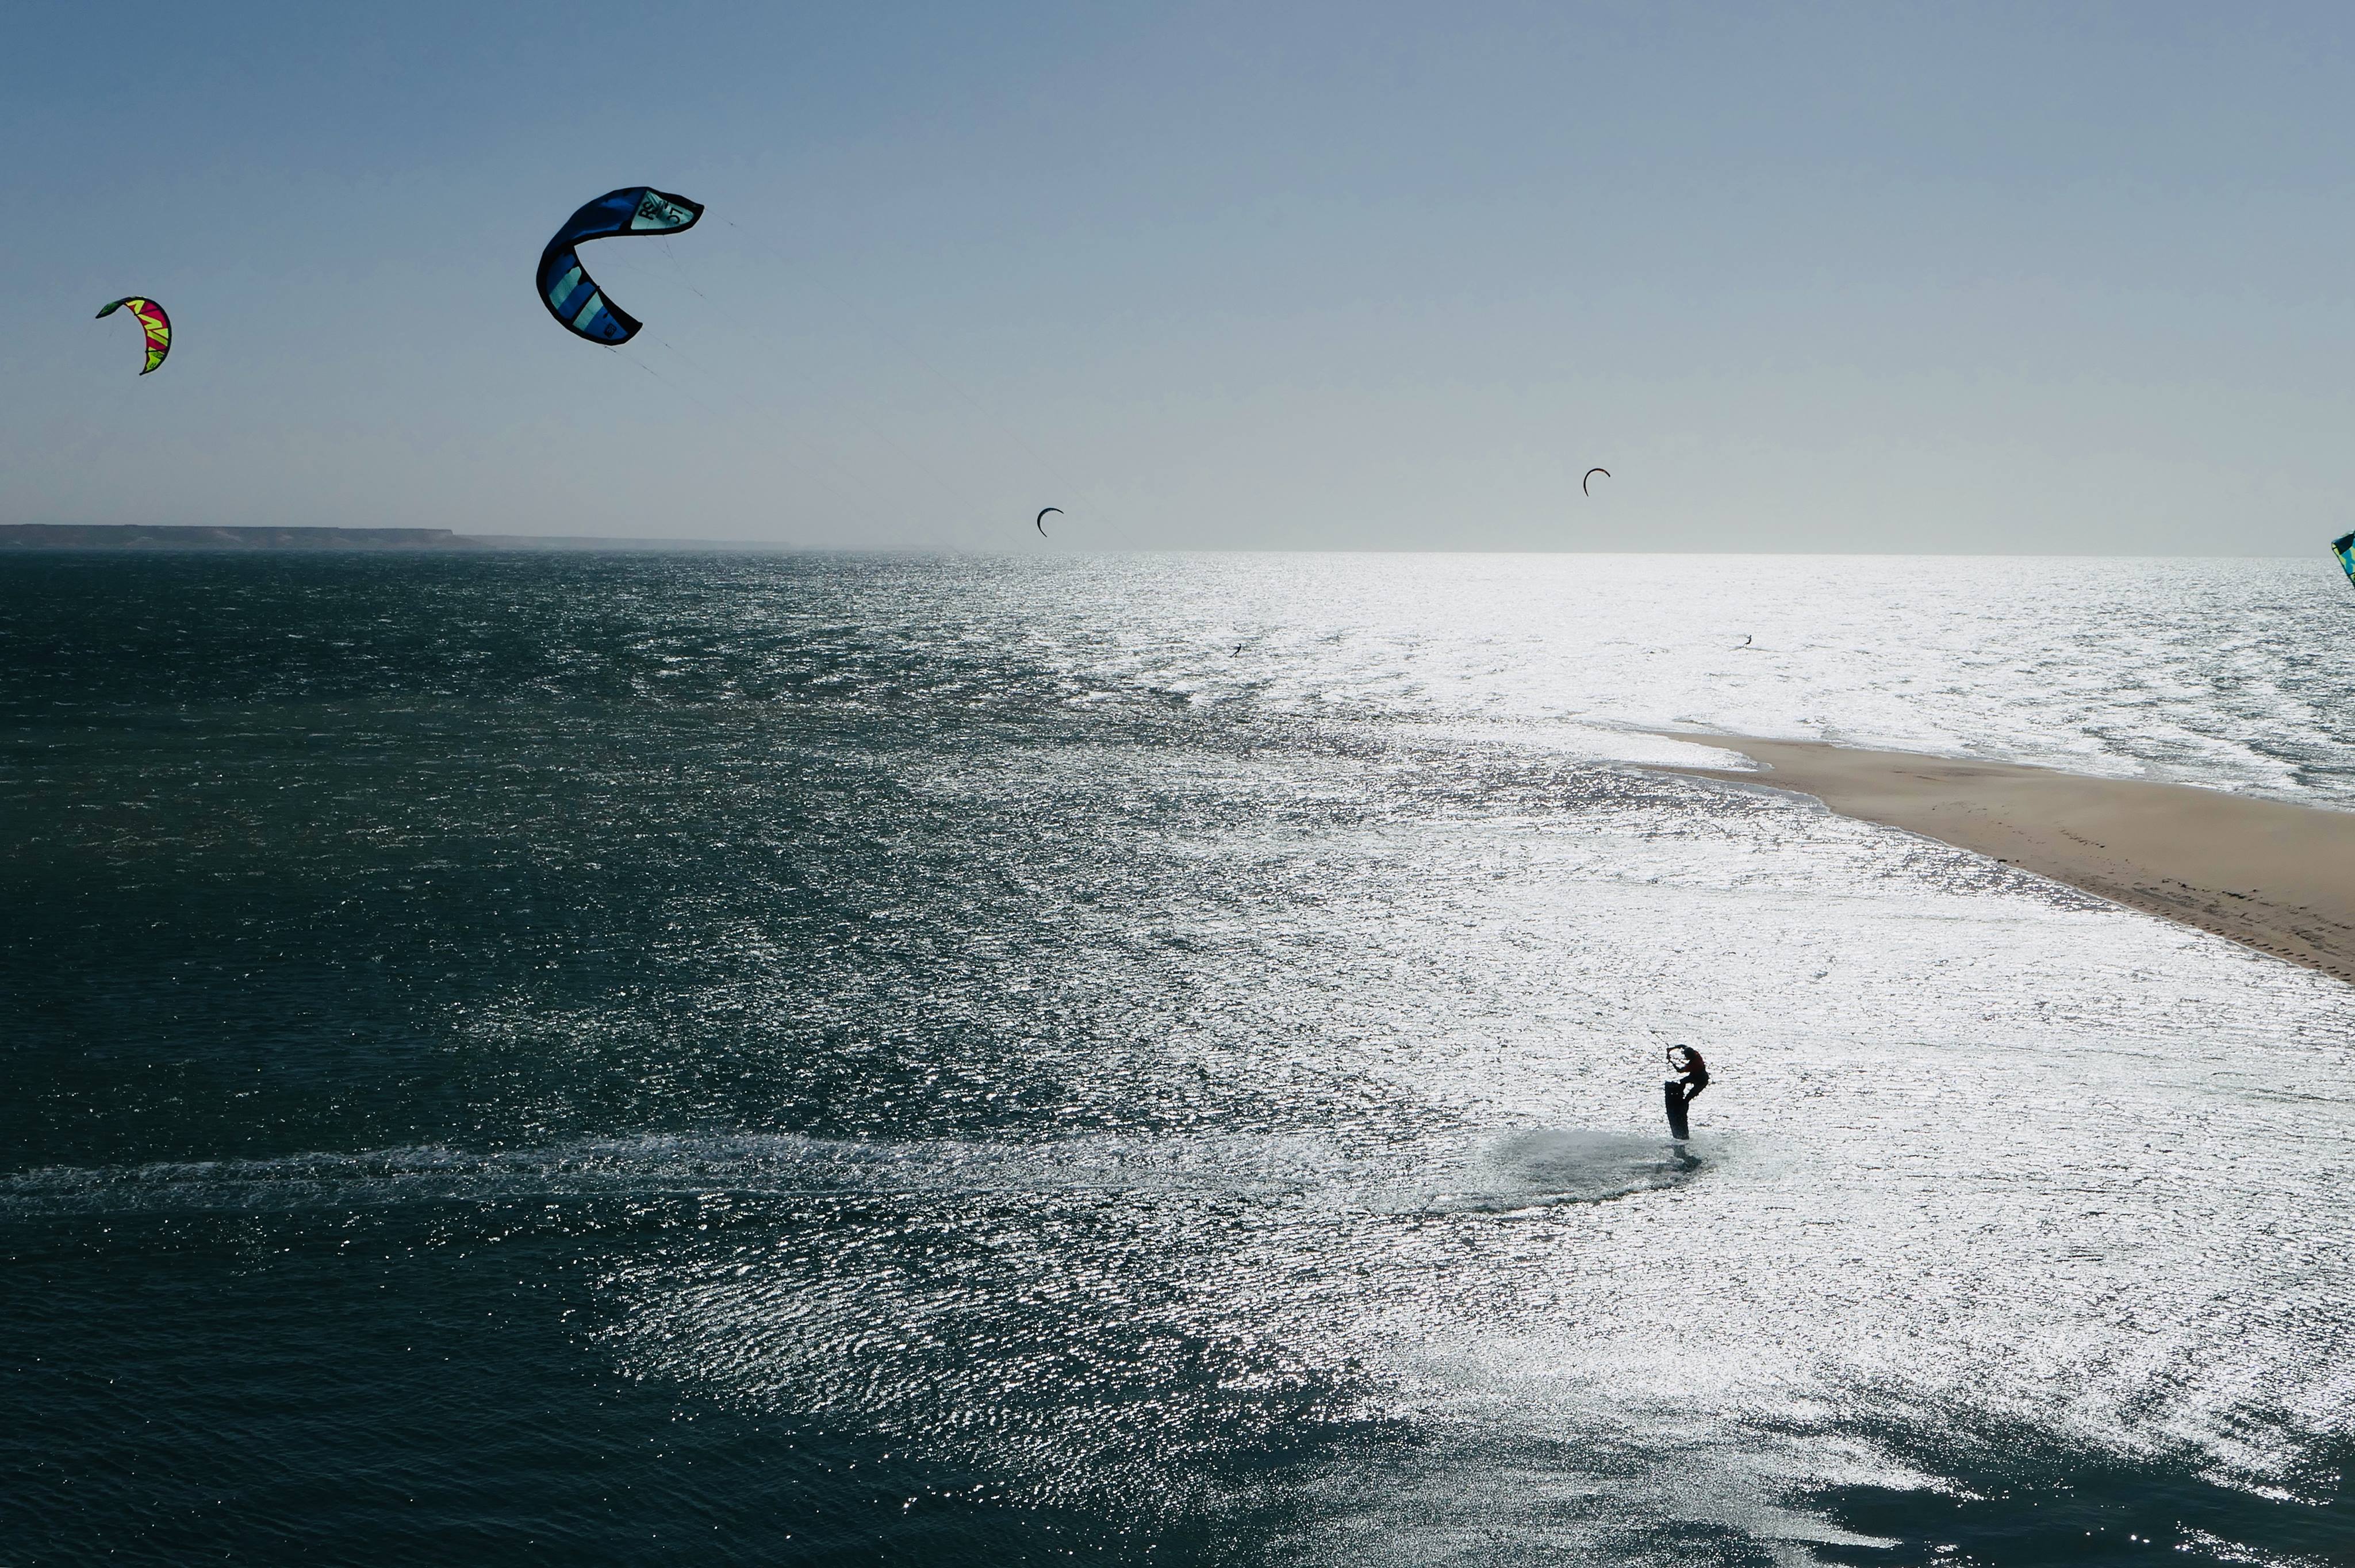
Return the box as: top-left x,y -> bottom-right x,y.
2,551 -> 2350,1566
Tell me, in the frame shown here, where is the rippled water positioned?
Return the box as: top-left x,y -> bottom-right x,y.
3,552 -> 2350,1565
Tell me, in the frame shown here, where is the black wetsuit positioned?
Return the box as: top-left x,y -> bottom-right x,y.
1671,1049 -> 1709,1105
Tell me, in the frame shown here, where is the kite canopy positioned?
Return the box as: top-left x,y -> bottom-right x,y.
95,297 -> 171,375
1035,507 -> 1061,536
535,187 -> 703,345
2333,532 -> 2355,590
1582,467 -> 1609,497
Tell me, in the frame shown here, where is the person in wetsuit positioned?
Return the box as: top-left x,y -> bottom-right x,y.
1667,1045 -> 1709,1109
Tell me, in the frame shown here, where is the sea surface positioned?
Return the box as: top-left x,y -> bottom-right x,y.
3,551 -> 2350,1566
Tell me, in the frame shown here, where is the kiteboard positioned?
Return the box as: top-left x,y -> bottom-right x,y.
1663,1080 -> 1689,1140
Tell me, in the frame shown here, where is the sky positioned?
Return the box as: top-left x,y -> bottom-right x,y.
6,1 -> 2355,553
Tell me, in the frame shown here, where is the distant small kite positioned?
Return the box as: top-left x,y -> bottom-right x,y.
1036,507 -> 1061,536
1582,467 -> 1609,497
95,297 -> 171,375
536,187 -> 703,345
2334,531 -> 2355,591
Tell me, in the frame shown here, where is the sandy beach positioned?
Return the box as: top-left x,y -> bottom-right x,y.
1652,734 -> 2355,987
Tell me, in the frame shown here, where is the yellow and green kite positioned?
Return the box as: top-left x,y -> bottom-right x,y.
95,297 -> 171,375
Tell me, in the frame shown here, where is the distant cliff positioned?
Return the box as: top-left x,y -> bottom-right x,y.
0,524 -> 479,550
0,525 -> 777,552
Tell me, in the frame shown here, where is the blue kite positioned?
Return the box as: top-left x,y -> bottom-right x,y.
2334,532 -> 2355,592
535,187 -> 704,345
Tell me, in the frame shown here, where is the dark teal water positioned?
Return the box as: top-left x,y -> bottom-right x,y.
4,554 -> 2348,1565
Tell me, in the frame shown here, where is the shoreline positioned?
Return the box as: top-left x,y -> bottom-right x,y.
1644,733 -> 2355,987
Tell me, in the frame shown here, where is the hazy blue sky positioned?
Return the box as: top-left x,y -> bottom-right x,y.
7,2 -> 2354,551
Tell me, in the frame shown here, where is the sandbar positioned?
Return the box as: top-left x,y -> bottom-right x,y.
1647,734 -> 2355,987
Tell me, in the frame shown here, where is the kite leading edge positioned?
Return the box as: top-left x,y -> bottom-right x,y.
535,187 -> 704,346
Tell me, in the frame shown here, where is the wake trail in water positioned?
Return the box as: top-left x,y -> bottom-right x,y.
3,1124 -> 1713,1224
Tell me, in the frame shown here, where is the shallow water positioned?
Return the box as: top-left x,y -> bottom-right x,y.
3,552 -> 2349,1565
